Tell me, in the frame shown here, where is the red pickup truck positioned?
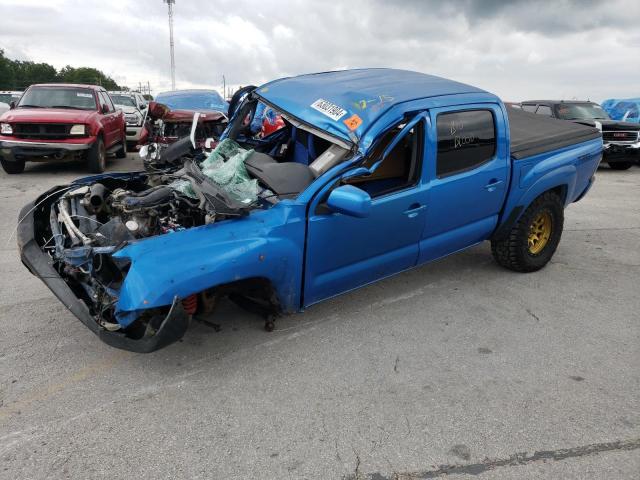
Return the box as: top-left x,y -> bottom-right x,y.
0,84 -> 126,174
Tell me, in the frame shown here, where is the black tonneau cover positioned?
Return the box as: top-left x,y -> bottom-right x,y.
508,108 -> 601,160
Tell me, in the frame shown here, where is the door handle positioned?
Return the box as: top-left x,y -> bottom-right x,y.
484,179 -> 504,192
403,203 -> 427,218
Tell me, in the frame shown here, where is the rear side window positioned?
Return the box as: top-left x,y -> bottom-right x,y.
436,110 -> 496,177
536,105 -> 552,116
522,104 -> 537,113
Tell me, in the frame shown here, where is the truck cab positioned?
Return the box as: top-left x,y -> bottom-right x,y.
0,83 -> 126,174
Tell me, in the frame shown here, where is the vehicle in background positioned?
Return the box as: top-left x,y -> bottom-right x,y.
155,89 -> 228,115
0,90 -> 22,105
108,91 -> 148,150
139,91 -> 229,150
0,83 -> 126,174
137,100 -> 228,165
521,100 -> 640,170
601,98 -> 640,124
0,102 -> 9,116
17,69 -> 602,352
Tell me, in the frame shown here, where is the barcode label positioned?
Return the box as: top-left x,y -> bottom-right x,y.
310,98 -> 347,121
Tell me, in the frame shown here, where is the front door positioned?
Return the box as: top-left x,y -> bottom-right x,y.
304,115 -> 429,306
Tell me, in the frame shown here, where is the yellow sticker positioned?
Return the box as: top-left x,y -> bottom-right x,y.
343,114 -> 363,131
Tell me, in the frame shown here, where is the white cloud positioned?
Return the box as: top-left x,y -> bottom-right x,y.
0,0 -> 638,102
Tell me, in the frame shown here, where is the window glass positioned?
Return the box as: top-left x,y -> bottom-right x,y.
17,87 -> 97,110
98,92 -> 113,112
555,103 -> 610,121
522,104 -> 537,112
436,110 -> 496,177
536,105 -> 552,116
346,120 -> 423,198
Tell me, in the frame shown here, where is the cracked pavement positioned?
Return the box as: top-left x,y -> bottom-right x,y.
0,157 -> 639,479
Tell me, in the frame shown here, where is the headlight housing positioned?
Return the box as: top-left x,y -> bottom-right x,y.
69,124 -> 86,135
1,123 -> 13,135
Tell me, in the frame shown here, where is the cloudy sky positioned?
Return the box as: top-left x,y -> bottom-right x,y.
1,0 -> 638,101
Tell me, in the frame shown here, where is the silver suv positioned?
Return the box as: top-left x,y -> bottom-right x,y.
108,91 -> 148,149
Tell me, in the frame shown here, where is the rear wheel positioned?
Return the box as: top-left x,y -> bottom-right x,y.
0,157 -> 25,174
87,137 -> 106,173
608,161 -> 632,170
491,191 -> 564,272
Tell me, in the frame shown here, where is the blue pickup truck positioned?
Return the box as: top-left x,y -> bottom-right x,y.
18,69 -> 602,352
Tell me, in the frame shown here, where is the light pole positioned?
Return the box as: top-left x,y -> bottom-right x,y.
164,0 -> 176,90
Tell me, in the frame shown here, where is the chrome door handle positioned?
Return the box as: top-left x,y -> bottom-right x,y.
403,204 -> 427,218
484,179 -> 504,192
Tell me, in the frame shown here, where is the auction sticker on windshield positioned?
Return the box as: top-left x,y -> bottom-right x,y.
310,99 -> 347,121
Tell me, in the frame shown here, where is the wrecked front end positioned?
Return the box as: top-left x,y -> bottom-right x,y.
17,144 -> 265,352
138,101 -> 228,158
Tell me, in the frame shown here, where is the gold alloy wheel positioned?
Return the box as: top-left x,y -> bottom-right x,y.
528,210 -> 552,255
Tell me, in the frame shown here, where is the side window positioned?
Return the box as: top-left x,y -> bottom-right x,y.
522,104 -> 537,113
346,120 -> 423,198
535,105 -> 552,116
99,92 -> 114,112
436,110 -> 496,178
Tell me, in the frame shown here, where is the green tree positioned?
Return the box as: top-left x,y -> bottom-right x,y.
0,51 -> 122,90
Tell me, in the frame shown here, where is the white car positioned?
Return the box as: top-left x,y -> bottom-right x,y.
0,102 -> 9,116
0,91 -> 22,107
108,91 -> 148,148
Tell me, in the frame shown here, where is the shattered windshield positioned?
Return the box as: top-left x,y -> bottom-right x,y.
18,87 -> 97,110
555,103 -> 610,121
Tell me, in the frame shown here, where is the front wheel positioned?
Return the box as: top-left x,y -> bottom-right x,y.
608,161 -> 632,170
116,132 -> 127,158
491,191 -> 564,272
87,137 -> 106,173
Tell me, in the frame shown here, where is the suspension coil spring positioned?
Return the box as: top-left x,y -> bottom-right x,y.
182,294 -> 198,315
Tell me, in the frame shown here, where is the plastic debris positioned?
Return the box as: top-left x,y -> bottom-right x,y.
171,138 -> 259,204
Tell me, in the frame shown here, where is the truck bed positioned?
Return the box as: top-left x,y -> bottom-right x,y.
508,107 -> 601,159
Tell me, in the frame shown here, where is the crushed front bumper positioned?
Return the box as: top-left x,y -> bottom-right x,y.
17,199 -> 189,353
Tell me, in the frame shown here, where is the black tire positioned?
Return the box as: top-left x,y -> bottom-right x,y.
608,161 -> 632,170
87,137 -> 106,173
0,157 -> 25,174
491,191 -> 564,272
116,133 -> 127,158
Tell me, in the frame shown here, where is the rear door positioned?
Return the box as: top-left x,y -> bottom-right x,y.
419,104 -> 509,263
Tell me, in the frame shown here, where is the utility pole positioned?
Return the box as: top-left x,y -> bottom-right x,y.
164,0 -> 176,90
223,75 -> 226,99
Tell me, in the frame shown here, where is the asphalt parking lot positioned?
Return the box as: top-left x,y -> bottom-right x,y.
0,155 -> 638,479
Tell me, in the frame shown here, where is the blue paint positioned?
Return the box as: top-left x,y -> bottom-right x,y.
87,69 -> 600,327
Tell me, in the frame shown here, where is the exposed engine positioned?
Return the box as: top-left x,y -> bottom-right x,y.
56,179 -> 207,249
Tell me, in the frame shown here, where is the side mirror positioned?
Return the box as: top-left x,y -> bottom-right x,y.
326,185 -> 371,218
9,101 -> 16,110
101,104 -> 110,114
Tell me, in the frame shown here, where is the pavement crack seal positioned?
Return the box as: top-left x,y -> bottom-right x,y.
343,438 -> 640,479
